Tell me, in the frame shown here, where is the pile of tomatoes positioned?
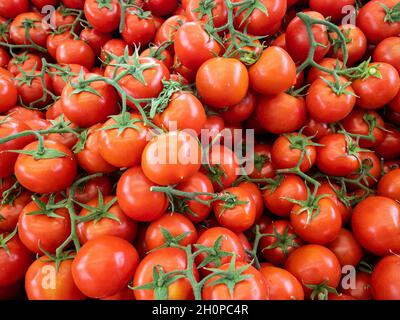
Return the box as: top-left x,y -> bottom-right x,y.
1,0 -> 400,301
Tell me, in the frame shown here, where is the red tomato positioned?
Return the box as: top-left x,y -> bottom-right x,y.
186,0 -> 227,28
222,91 -> 256,124
309,0 -> 355,21
327,228 -> 363,267
8,53 -> 42,76
341,271 -> 372,300
373,36 -> 400,74
67,176 -> 113,204
79,28 -> 112,56
247,144 -> 275,181
15,71 -> 53,108
0,76 -> 18,113
145,0 -> 178,16
84,0 -> 121,33
100,39 -> 133,62
122,9 -> 156,47
10,12 -> 48,47
373,125 -> 400,160
0,0 -> 29,18
56,39 -> 95,69
378,168 -> 400,201
371,255 -> 400,300
72,236 -> 139,298
50,64 -> 88,96
237,182 -> 264,222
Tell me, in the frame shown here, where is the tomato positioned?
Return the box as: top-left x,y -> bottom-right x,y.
341,271 -> 372,300
306,76 -> 355,123
203,261 -> 268,300
352,62 -> 400,110
133,247 -> 197,300
371,255 -> 400,300
72,236 -> 139,298
186,0 -> 227,28
286,11 -> 330,63
141,130 -> 201,185
0,232 -> 33,287
61,0 -> 84,9
347,151 -> 381,188
221,90 -> 256,124
284,244 -> 341,300
84,0 -> 121,33
196,57 -> 248,109
352,196 -> 400,256
77,196 -> 137,244
0,118 -> 35,179
0,76 -> 18,113
15,140 -> 77,194
377,168 -> 400,201
327,228 -> 363,267
316,133 -> 360,176
213,186 -> 256,232
56,39 -> 96,69
233,0 -> 286,36
15,71 -> 53,108
373,125 -> 400,160
195,227 -> 246,273
262,174 -> 307,218
79,28 -> 112,56
145,212 -> 198,251
237,182 -> 264,222
153,91 -> 206,134
154,15 -> 187,48
145,0 -> 178,16
271,133 -> 316,173
8,53 -> 43,76
175,172 -> 214,223
260,220 -> 303,266
25,257 -> 86,300
309,0 -> 355,21
116,166 -> 169,222
0,48 -> 10,68
260,265 -> 304,300
67,176 -> 112,205
122,9 -> 156,47
174,22 -> 222,70
140,45 -> 173,70
256,93 -> 306,134
50,64 -> 89,96
101,285 -> 135,300
0,0 -> 29,19
390,89 -> 400,113
10,12 -> 48,47
249,46 -> 296,95
307,58 -> 343,83
373,37 -> 400,74
202,145 -> 240,192
100,39 -> 133,62
31,0 -> 59,8
247,144 -> 275,181
357,0 -> 400,44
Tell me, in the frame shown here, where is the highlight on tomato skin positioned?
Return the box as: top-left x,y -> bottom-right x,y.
0,0 -> 400,302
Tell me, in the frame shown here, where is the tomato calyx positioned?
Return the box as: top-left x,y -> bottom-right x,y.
215,191 -> 249,216
253,152 -> 269,173
346,59 -> 382,81
192,0 -> 217,24
146,40 -> 174,62
38,247 -> 76,272
75,191 -> 120,224
9,143 -> 69,160
358,260 -> 374,275
320,75 -> 356,97
306,280 -> 338,300
70,70 -> 103,97
260,174 -> 284,193
96,0 -> 114,10
100,112 -> 145,136
0,19 -> 10,43
195,235 -> 234,268
27,194 -> 67,218
234,0 -> 268,29
380,2 -> 400,24
149,227 -> 193,253
204,164 -> 227,189
260,223 -> 300,257
0,226 -> 18,256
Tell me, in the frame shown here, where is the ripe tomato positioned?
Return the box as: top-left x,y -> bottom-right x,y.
67,176 -> 112,204
373,125 -> 400,160
0,48 -> 10,68
8,53 -> 42,76
341,271 -> 372,300
196,57 -> 248,109
262,174 -> 307,218
213,186 -> 256,232
50,64 -> 89,96
122,9 -> 156,47
327,228 -> 363,267
0,76 -> 18,113
61,0 -> 84,9
286,11 -> 330,63
79,27 -> 112,56
77,196 -> 137,244
145,0 -> 178,16
174,22 -> 222,70
84,0 -> 121,33
247,144 -> 275,181
141,130 -> 201,185
237,181 -> 264,222
145,212 -> 198,251
352,196 -> 400,256
100,38 -> 133,62
154,15 -> 187,48
284,244 -> 341,299
133,247 -> 197,300
373,36 -> 400,74
56,39 -> 95,69
316,133 -> 360,176
260,265 -> 304,300
202,261 -> 268,300
10,12 -> 48,47
186,0 -> 227,28
371,255 -> 400,300
116,166 -> 168,222
249,46 -> 296,95
309,0 -> 355,21
15,71 -> 53,108
260,220 -> 303,266
14,140 -> 77,194
377,168 -> 400,201
307,58 -> 343,83
25,257 -> 86,300
221,90 -> 256,124
72,236 -> 139,298
0,191 -> 31,232
0,0 -> 29,19
306,76 -> 356,123
0,232 -> 33,287
256,93 -> 306,134
353,62 -> 400,110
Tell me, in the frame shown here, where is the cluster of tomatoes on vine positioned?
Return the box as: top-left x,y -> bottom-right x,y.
1,0 -> 400,301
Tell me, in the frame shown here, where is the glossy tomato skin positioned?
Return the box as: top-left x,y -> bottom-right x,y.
327,229 -> 363,267
341,271 -> 372,300
260,266 -> 304,300
77,196 -> 137,244
256,93 -> 306,134
373,125 -> 400,160
116,166 -> 168,222
222,90 -> 256,124
141,131 -> 201,185
133,247 -> 197,300
202,261 -> 268,300
79,28 -> 112,56
14,140 -> 77,194
145,212 -> 198,251
122,9 -> 156,47
84,0 -> 121,33
0,233 -> 34,287
373,36 -> 400,74
238,182 -> 264,222
18,199 -> 71,254
316,133 -> 360,176
72,236 -> 139,298
145,0 -> 178,16
309,0 -> 355,21
10,12 -> 48,47
0,76 -> 18,113
0,118 -> 34,178
25,258 -> 86,300
377,168 -> 400,201
15,71 -> 53,108
284,244 -> 341,299
196,57 -> 248,109
67,176 -> 113,204
154,15 -> 187,48
352,196 -> 400,256
248,144 -> 275,181
50,64 -> 88,96
371,255 -> 400,300
0,0 -> 29,18
249,46 -> 296,95
56,39 -> 95,69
